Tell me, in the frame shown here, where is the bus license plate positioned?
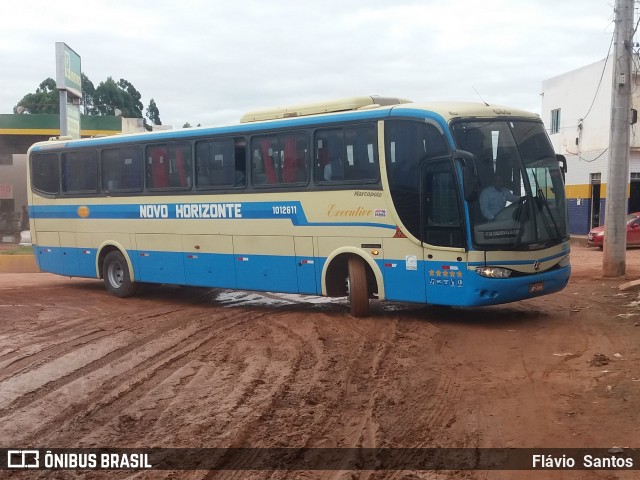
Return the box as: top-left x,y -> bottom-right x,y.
529,281 -> 544,293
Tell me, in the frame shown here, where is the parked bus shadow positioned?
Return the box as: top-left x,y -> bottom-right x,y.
405,303 -> 550,328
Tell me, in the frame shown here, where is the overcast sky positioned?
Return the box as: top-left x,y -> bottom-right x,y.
0,0 -> 616,128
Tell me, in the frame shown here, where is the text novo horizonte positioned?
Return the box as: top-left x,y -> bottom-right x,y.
139,203 -> 242,219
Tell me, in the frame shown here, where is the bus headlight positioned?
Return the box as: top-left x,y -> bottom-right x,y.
475,267 -> 512,278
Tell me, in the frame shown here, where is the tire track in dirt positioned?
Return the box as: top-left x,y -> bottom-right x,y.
0,330 -> 136,410
0,306 -> 199,404
0,283 -> 205,381
238,313 -> 327,445
194,312 -> 332,480
32,308 -> 297,449
0,327 -> 129,381
365,315 -> 459,450
0,309 -> 248,444
284,315 -> 400,463
0,304 -> 192,380
343,319 -> 397,449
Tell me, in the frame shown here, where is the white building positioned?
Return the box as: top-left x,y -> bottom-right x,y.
541,56 -> 640,234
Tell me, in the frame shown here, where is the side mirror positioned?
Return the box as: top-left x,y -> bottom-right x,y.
455,150 -> 478,201
556,154 -> 567,174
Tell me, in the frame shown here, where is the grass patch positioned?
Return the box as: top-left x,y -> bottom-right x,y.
0,245 -> 34,255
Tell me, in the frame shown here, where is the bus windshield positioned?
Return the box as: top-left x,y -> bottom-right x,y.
452,120 -> 568,249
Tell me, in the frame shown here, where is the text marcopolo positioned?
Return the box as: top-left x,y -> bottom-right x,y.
139,203 -> 242,220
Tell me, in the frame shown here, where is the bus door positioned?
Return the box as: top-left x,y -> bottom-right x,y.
420,158 -> 467,305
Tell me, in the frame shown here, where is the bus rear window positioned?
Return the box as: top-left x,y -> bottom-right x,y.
62,150 -> 98,194
31,153 -> 60,195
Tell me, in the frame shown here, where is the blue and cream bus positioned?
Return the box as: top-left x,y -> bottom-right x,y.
27,96 -> 570,316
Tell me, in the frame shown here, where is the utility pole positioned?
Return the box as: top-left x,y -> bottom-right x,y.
603,0 -> 634,277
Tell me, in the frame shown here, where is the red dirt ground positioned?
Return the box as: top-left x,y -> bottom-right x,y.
0,242 -> 639,479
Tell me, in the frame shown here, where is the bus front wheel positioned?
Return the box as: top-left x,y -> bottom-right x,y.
347,256 -> 370,317
103,251 -> 138,298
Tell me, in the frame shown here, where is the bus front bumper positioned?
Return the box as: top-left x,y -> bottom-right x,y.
428,265 -> 571,307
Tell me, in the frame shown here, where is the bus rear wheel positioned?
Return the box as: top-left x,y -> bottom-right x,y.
103,251 -> 138,298
347,256 -> 370,317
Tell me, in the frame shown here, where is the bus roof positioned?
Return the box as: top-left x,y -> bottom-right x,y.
28,99 -> 540,152
240,95 -> 413,123
394,102 -> 540,122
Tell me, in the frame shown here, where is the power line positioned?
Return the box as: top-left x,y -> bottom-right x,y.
581,33 -> 614,122
564,148 -> 609,163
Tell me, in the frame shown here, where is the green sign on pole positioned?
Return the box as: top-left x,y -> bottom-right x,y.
55,42 -> 82,97
55,42 -> 82,138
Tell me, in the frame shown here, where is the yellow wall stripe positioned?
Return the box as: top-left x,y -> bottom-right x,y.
0,129 -> 119,136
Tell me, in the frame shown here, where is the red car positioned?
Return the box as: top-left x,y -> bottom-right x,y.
587,212 -> 640,248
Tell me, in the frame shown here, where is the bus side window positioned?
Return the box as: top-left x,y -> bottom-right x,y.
147,145 -> 169,188
315,129 -> 343,182
62,150 -> 98,194
234,138 -> 247,186
251,134 -> 307,186
168,143 -> 192,188
281,133 -> 308,184
344,126 -> 378,181
251,136 -> 277,185
315,125 -> 378,184
196,139 -> 239,188
195,141 -> 212,187
101,146 -> 143,193
147,142 -> 192,190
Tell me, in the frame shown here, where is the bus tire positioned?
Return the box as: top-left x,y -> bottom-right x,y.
348,256 -> 370,317
103,251 -> 138,298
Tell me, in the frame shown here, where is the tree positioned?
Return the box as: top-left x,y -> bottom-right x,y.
93,77 -> 144,118
146,99 -> 161,125
15,75 -> 155,120
81,73 -> 96,115
14,78 -> 58,114
117,79 -> 144,118
183,122 -> 191,128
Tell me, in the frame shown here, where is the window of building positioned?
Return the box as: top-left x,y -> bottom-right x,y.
30,153 -> 60,194
61,150 -> 98,194
101,146 -> 143,193
550,108 -> 561,134
251,132 -> 309,186
146,142 -> 192,190
315,125 -> 379,183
